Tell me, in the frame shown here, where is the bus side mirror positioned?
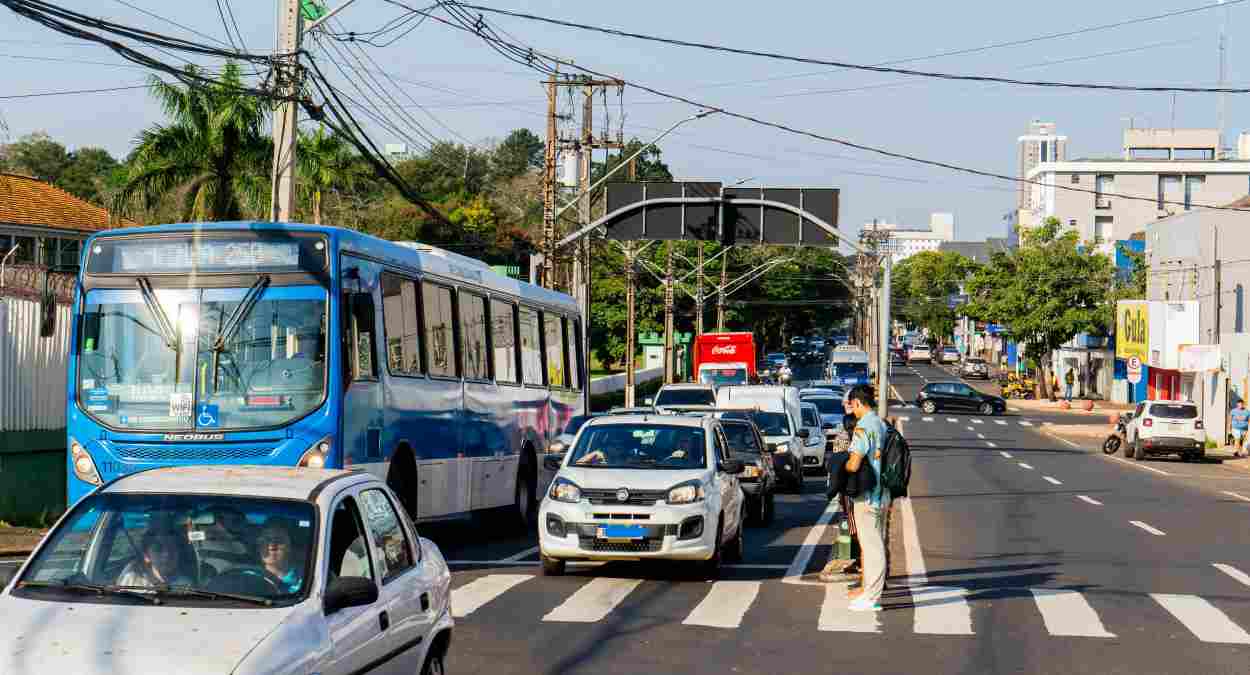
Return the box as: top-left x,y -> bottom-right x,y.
38,272 -> 56,338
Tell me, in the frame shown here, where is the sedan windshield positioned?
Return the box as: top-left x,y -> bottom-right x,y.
655,388 -> 716,406
78,285 -> 327,431
568,424 -> 707,469
15,493 -> 316,606
722,411 -> 791,436
1150,404 -> 1198,419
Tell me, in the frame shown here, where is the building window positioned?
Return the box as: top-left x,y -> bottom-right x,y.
1183,175 -> 1205,210
1132,148 -> 1171,160
1174,148 -> 1215,160
1094,216 -> 1112,244
1070,174 -> 1080,184
1068,219 -> 1077,231
1158,175 -> 1181,210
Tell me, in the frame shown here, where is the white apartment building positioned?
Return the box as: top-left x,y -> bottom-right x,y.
1017,120 -> 1067,209
868,213 -> 955,262
1020,128 -> 1250,249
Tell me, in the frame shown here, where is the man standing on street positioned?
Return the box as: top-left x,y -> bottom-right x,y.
1064,369 -> 1075,400
843,384 -> 890,612
1232,400 -> 1250,457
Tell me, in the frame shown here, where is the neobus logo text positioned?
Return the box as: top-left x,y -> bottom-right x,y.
163,433 -> 225,442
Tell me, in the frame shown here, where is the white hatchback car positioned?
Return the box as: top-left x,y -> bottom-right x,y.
1,466 -> 452,675
539,414 -> 746,578
798,402 -> 828,473
1124,400 -> 1207,462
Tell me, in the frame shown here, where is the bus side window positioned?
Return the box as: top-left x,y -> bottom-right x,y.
342,290 -> 377,384
564,317 -> 581,392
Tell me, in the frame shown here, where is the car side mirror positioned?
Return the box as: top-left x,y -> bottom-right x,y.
720,459 -> 744,474
797,428 -> 811,439
324,575 -> 378,615
543,454 -> 565,471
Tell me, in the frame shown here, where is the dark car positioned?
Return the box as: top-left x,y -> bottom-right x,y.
719,417 -> 776,525
916,381 -> 1006,415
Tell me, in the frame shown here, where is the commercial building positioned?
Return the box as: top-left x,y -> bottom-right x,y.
1017,120 -> 1067,210
870,213 -> 955,263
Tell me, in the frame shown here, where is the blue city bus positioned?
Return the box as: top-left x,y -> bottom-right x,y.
65,223 -> 584,525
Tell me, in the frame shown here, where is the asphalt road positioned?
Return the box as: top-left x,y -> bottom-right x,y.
5,364 -> 1249,673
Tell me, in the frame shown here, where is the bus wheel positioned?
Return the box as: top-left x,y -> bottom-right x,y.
387,448 -> 419,521
514,452 -> 538,530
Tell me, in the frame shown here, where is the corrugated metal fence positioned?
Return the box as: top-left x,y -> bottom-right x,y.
0,296 -> 71,432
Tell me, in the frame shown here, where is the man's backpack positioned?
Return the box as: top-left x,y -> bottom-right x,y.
879,424 -> 911,498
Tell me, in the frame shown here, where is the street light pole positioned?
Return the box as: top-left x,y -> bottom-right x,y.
878,255 -> 892,418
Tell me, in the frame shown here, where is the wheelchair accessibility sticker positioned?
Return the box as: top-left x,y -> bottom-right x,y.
197,404 -> 220,428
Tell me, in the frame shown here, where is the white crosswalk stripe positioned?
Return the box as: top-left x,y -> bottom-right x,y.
946,417 -> 959,423
452,573 -> 533,617
684,581 -> 761,628
1152,594 -> 1250,644
995,420 -> 1008,425
543,578 -> 642,623
897,415 -> 911,421
1018,421 -> 1033,426
971,419 -> 984,425
452,573 -> 1250,644
922,416 -> 934,422
1030,588 -> 1115,638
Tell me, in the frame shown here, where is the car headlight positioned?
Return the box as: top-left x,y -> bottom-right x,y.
70,437 -> 101,485
299,436 -> 332,468
549,477 -> 581,503
742,464 -> 763,478
667,480 -> 706,504
772,441 -> 791,455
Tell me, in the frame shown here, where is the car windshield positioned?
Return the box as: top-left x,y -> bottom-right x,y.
655,388 -> 717,406
801,408 -> 820,426
698,367 -> 747,388
78,285 -> 327,431
568,424 -> 707,469
807,397 -> 844,415
833,363 -> 868,378
1150,404 -> 1198,419
14,492 -> 316,606
722,411 -> 791,436
720,423 -> 762,457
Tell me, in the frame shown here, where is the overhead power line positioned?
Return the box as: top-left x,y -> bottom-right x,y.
428,2 -> 1250,213
0,82 -> 152,99
454,2 -> 1250,93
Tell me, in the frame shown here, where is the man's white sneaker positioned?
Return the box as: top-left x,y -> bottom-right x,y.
847,597 -> 881,612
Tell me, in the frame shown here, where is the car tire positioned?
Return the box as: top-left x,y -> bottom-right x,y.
1133,438 -> 1146,461
541,554 -> 566,576
921,400 -> 938,414
420,648 -> 446,675
1124,436 -> 1134,458
698,520 -> 724,579
979,402 -> 994,416
762,490 -> 776,525
724,511 -> 744,563
513,455 -> 538,530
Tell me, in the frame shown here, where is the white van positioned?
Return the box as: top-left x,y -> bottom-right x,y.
716,385 -> 808,491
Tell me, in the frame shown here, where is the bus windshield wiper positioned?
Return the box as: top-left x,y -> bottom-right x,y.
212,275 -> 270,352
136,277 -> 180,352
159,585 -> 274,607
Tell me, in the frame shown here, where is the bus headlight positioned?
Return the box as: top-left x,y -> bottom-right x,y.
70,437 -> 101,485
299,436 -> 332,468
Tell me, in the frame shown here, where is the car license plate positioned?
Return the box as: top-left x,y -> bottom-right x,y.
597,524 -> 645,540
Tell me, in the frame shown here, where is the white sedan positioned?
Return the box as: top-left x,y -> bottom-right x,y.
1,466 -> 452,675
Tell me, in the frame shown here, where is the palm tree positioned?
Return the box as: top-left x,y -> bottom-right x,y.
297,126 -> 363,225
115,63 -> 270,222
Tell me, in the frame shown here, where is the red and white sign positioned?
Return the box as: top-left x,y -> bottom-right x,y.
1127,356 -> 1142,385
694,332 -> 757,378
710,344 -> 738,355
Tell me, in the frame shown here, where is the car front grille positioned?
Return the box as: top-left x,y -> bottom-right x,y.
581,489 -> 668,506
578,537 -> 664,553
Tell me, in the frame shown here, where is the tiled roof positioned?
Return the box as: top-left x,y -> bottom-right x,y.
0,172 -> 135,233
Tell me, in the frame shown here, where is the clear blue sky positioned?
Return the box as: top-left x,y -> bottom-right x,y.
1,0 -> 1245,242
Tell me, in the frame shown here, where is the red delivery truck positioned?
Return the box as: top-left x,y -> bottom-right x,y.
693,332 -> 756,387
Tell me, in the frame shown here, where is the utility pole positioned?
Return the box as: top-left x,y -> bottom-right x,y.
878,255 -> 892,418
717,248 -> 729,331
269,0 -> 302,222
624,242 -> 638,407
541,75 -> 559,289
576,84 -> 594,412
695,244 -> 705,334
663,242 -> 675,384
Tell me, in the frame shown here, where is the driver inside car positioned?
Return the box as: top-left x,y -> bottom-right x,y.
255,519 -> 303,593
575,434 -> 632,465
662,432 -> 698,463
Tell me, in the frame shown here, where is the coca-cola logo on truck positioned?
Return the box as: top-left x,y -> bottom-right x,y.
710,345 -> 738,355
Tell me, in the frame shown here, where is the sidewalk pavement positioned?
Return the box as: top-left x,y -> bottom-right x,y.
0,526 -> 45,557
1007,398 -> 1134,416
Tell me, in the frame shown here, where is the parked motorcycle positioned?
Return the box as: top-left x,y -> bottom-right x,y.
1103,412 -> 1129,455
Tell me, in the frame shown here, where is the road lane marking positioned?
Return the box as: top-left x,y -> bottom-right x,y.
898,496 -> 926,585
1213,563 -> 1250,588
995,420 -> 1007,426
1018,462 -> 1034,470
1109,455 -> 1171,476
683,580 -> 761,628
1223,491 -> 1250,502
818,582 -> 882,633
946,417 -> 959,423
1077,495 -> 1103,506
1043,476 -> 1063,485
501,545 -> 540,562
897,415 -> 911,421
452,574 -> 533,617
1151,594 -> 1250,644
1000,451 -> 1013,458
1030,588 -> 1116,638
783,498 -> 841,584
985,441 -> 997,448
1129,520 -> 1166,536
976,433 -> 985,439
966,426 -> 976,432
1018,421 -> 1033,427
912,586 -> 974,635
971,419 -> 983,425
922,416 -> 934,422
543,578 -> 643,622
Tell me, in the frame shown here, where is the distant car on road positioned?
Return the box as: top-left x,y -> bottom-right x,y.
1124,400 -> 1206,462
939,346 -> 961,364
908,345 -> 933,364
960,357 -> 990,379
915,381 -> 1006,415
719,416 -> 776,524
798,402 -> 828,474
1,466 -> 454,675
653,383 -> 718,409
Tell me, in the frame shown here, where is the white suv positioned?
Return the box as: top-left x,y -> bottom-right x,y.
716,385 -> 809,491
539,414 -> 746,578
1124,400 -> 1206,462
908,345 -> 932,363
798,402 -> 828,474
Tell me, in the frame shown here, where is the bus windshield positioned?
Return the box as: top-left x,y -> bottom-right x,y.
833,363 -> 868,379
77,285 -> 327,431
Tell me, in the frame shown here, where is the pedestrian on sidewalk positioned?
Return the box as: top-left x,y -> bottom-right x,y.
843,384 -> 890,612
1050,372 -> 1060,401
1232,400 -> 1250,458
1064,370 -> 1075,400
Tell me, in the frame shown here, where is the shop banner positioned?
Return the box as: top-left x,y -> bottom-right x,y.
1178,344 -> 1221,372
1116,300 -> 1149,361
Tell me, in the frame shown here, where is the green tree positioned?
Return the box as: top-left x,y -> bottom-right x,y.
6,132 -> 70,183
115,63 -> 271,222
59,147 -> 122,205
492,128 -> 543,180
892,250 -> 977,344
964,217 -> 1114,399
297,127 -> 364,225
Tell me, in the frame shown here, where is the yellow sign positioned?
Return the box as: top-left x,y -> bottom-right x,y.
1116,301 -> 1149,361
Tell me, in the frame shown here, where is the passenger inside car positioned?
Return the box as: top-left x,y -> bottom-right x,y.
116,526 -> 194,588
